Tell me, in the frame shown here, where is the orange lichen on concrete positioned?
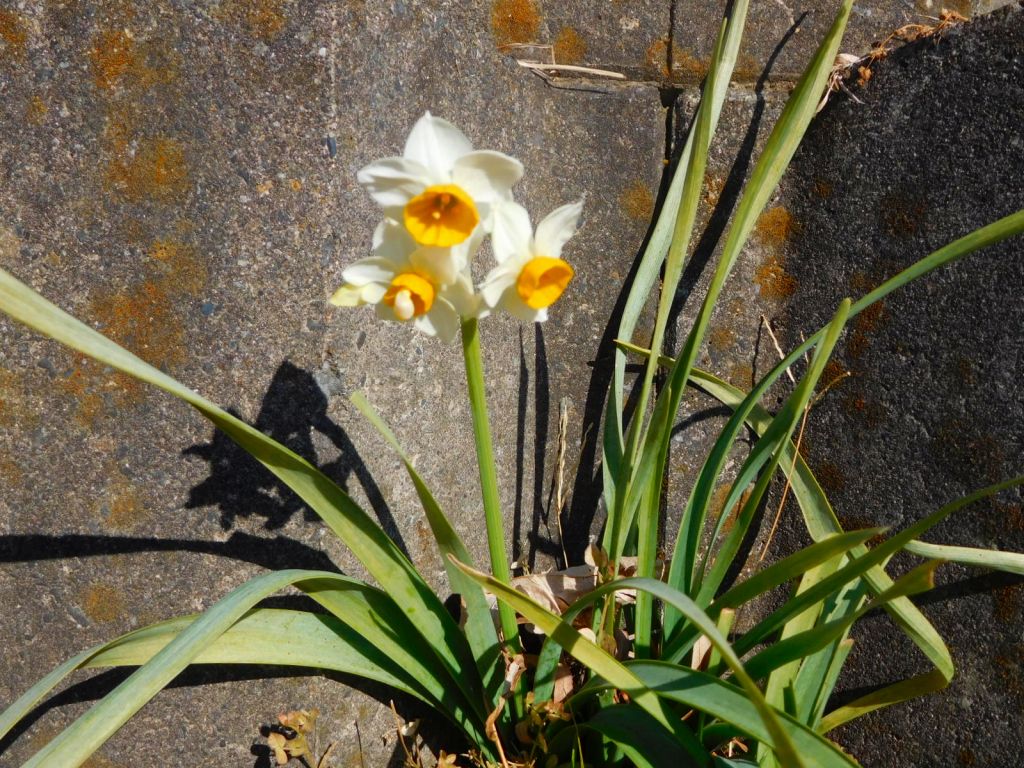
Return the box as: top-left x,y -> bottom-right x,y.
106,136 -> 189,202
843,301 -> 889,360
814,460 -> 846,494
813,179 -> 834,198
644,38 -> 710,82
218,0 -> 287,40
620,180 -> 654,221
703,174 -> 724,207
709,483 -> 753,535
841,391 -> 886,428
726,361 -> 753,389
289,178 -> 302,191
55,363 -> 108,429
0,455 -> 23,487
25,95 -> 48,124
732,52 -> 760,82
755,206 -> 796,248
150,238 -> 208,295
492,0 -> 540,47
708,327 -> 736,352
89,28 -> 137,89
993,583 -> 1022,624
100,476 -> 150,530
819,359 -> 850,392
993,643 -> 1024,701
553,26 -> 586,64
675,50 -> 709,81
0,370 -> 40,431
89,27 -> 179,92
754,254 -> 797,300
91,280 -> 186,370
0,9 -> 28,61
80,583 -> 126,624
881,193 -> 926,238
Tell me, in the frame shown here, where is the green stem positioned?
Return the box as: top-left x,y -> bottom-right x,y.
460,318 -> 521,657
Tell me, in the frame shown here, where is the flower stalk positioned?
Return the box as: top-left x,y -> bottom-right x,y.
461,317 -> 521,654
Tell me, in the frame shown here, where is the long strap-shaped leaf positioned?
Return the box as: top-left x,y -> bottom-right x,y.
667,203 -> 1024,604
693,299 -> 849,607
9,569 -> 469,768
350,391 -> 502,701
601,661 -> 860,767
630,0 -> 751,657
545,703 -> 694,768
0,266 -> 483,716
659,0 -> 853,603
456,563 -> 811,768
743,560 -> 940,681
602,0 -> 750,527
85,608 -> 429,696
688,369 -> 1024,726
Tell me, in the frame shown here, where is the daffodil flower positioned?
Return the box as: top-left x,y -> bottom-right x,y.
481,199 -> 583,322
357,112 -> 524,248
330,220 -> 475,341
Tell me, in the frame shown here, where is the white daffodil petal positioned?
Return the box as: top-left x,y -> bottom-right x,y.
330,284 -> 365,307
373,220 -> 417,265
534,199 -> 585,258
452,150 -> 524,202
500,291 -> 546,323
342,257 -> 396,286
419,299 -> 460,342
361,283 -> 387,304
442,273 -> 479,318
357,157 -> 431,214
490,202 -> 533,264
403,112 -> 474,178
480,262 -> 519,308
410,246 -> 463,286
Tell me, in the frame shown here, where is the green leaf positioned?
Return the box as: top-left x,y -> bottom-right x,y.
629,4 -> 751,657
684,369 -> 954,670
734,479 -> 1022,657
547,704 -> 695,768
694,299 -> 850,608
0,266 -> 482,717
87,608 -> 428,699
5,571 -> 494,768
457,562 -> 807,767
583,661 -> 859,768
350,391 -> 502,700
647,0 -> 853,612
743,560 -> 940,680
10,571 -> 336,766
903,540 -> 1024,575
602,0 -> 750,547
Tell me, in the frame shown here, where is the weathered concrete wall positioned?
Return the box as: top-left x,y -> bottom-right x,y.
0,1 -> 1020,766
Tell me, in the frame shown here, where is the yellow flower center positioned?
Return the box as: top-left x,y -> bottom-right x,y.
403,184 -> 479,247
383,272 -> 435,320
516,257 -> 574,310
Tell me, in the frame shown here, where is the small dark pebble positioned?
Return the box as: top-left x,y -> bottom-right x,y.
201,301 -> 217,316
324,135 -> 337,158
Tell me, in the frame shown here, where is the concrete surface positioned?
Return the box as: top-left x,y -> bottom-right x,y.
0,1 -> 1020,767
774,6 -> 1024,765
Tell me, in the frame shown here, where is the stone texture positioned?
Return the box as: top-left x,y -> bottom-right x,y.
0,1 -> 664,766
670,0 -> 1019,86
772,6 -> 1024,766
1,1 -> 1022,768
